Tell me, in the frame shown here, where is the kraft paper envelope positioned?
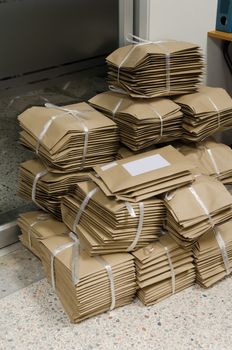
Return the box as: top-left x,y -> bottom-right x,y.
89,91 -> 183,150
106,41 -> 203,98
61,181 -> 166,255
18,102 -> 119,172
133,234 -> 195,305
194,220 -> 232,288
92,145 -> 194,202
175,86 -> 232,142
18,159 -> 91,219
39,234 -> 136,323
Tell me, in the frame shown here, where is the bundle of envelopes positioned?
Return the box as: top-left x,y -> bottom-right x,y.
175,86 -> 232,141
61,181 -> 166,255
165,175 -> 232,248
90,146 -> 194,202
18,102 -> 119,172
177,139 -> 232,184
39,234 -> 137,323
89,91 -> 183,150
106,41 -> 204,98
18,159 -> 90,219
18,210 -> 68,258
193,220 -> 232,288
133,234 -> 195,305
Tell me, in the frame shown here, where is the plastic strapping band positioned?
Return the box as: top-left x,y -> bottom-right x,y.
205,146 -> 220,177
51,241 -> 74,290
112,98 -> 124,119
164,246 -> 176,294
27,213 -> 50,249
125,202 -> 136,218
69,232 -> 80,285
95,255 -> 116,311
149,105 -> 164,141
213,227 -> 231,275
202,93 -> 221,129
31,170 -> 48,209
73,187 -> 99,233
188,186 -> 215,227
127,202 -> 144,252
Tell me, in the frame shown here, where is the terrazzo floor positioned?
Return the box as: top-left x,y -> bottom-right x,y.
0,243 -> 232,350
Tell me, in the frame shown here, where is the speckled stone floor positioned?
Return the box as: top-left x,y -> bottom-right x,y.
0,242 -> 232,350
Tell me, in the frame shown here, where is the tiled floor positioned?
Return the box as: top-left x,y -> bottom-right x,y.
0,242 -> 232,350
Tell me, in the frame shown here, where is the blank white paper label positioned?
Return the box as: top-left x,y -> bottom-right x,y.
101,161 -> 118,171
122,154 -> 170,176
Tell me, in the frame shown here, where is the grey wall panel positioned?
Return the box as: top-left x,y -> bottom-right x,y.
0,0 -> 119,79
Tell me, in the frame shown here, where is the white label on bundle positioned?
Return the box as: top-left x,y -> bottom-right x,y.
101,161 -> 118,171
122,154 -> 170,176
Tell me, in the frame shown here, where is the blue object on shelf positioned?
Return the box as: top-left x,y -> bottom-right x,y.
216,0 -> 232,33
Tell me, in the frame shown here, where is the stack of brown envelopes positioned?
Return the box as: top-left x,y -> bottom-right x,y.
18,210 -> 69,258
165,175 -> 232,248
90,146 -> 194,202
18,159 -> 90,219
175,86 -> 232,141
89,91 -> 183,150
39,234 -> 136,323
193,220 -> 232,288
18,102 -> 119,172
61,181 -> 166,255
106,41 -> 203,98
133,234 -> 195,305
177,139 -> 232,184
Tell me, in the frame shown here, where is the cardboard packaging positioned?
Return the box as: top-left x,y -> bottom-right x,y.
177,138 -> 232,184
133,234 -> 195,305
89,91 -> 183,151
18,159 -> 91,219
194,220 -> 232,288
39,234 -> 137,323
106,41 -> 204,98
175,86 -> 232,141
165,175 -> 232,247
61,181 -> 166,255
18,102 -> 119,172
91,145 -> 195,202
18,211 -> 69,258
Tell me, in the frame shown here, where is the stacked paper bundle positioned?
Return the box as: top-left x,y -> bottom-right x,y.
39,234 -> 136,323
175,86 -> 232,141
89,91 -> 183,150
18,102 -> 119,172
106,41 -> 204,98
18,211 -> 68,258
194,220 -> 232,288
61,181 -> 166,255
177,139 -> 232,184
90,146 -> 194,202
18,159 -> 90,219
165,175 -> 232,248
133,234 -> 195,305
194,221 -> 232,288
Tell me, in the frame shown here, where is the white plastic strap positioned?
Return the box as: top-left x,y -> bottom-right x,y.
95,255 -> 116,311
188,186 -> 215,227
202,93 -> 221,129
112,98 -> 124,119
125,202 -> 136,218
164,246 -> 176,294
205,146 -> 220,177
31,170 -> 48,209
108,85 -> 128,95
27,213 -> 50,249
127,202 -> 144,252
149,105 -> 164,141
213,227 -> 231,275
51,241 -> 74,290
69,232 -> 80,285
73,187 -> 99,233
